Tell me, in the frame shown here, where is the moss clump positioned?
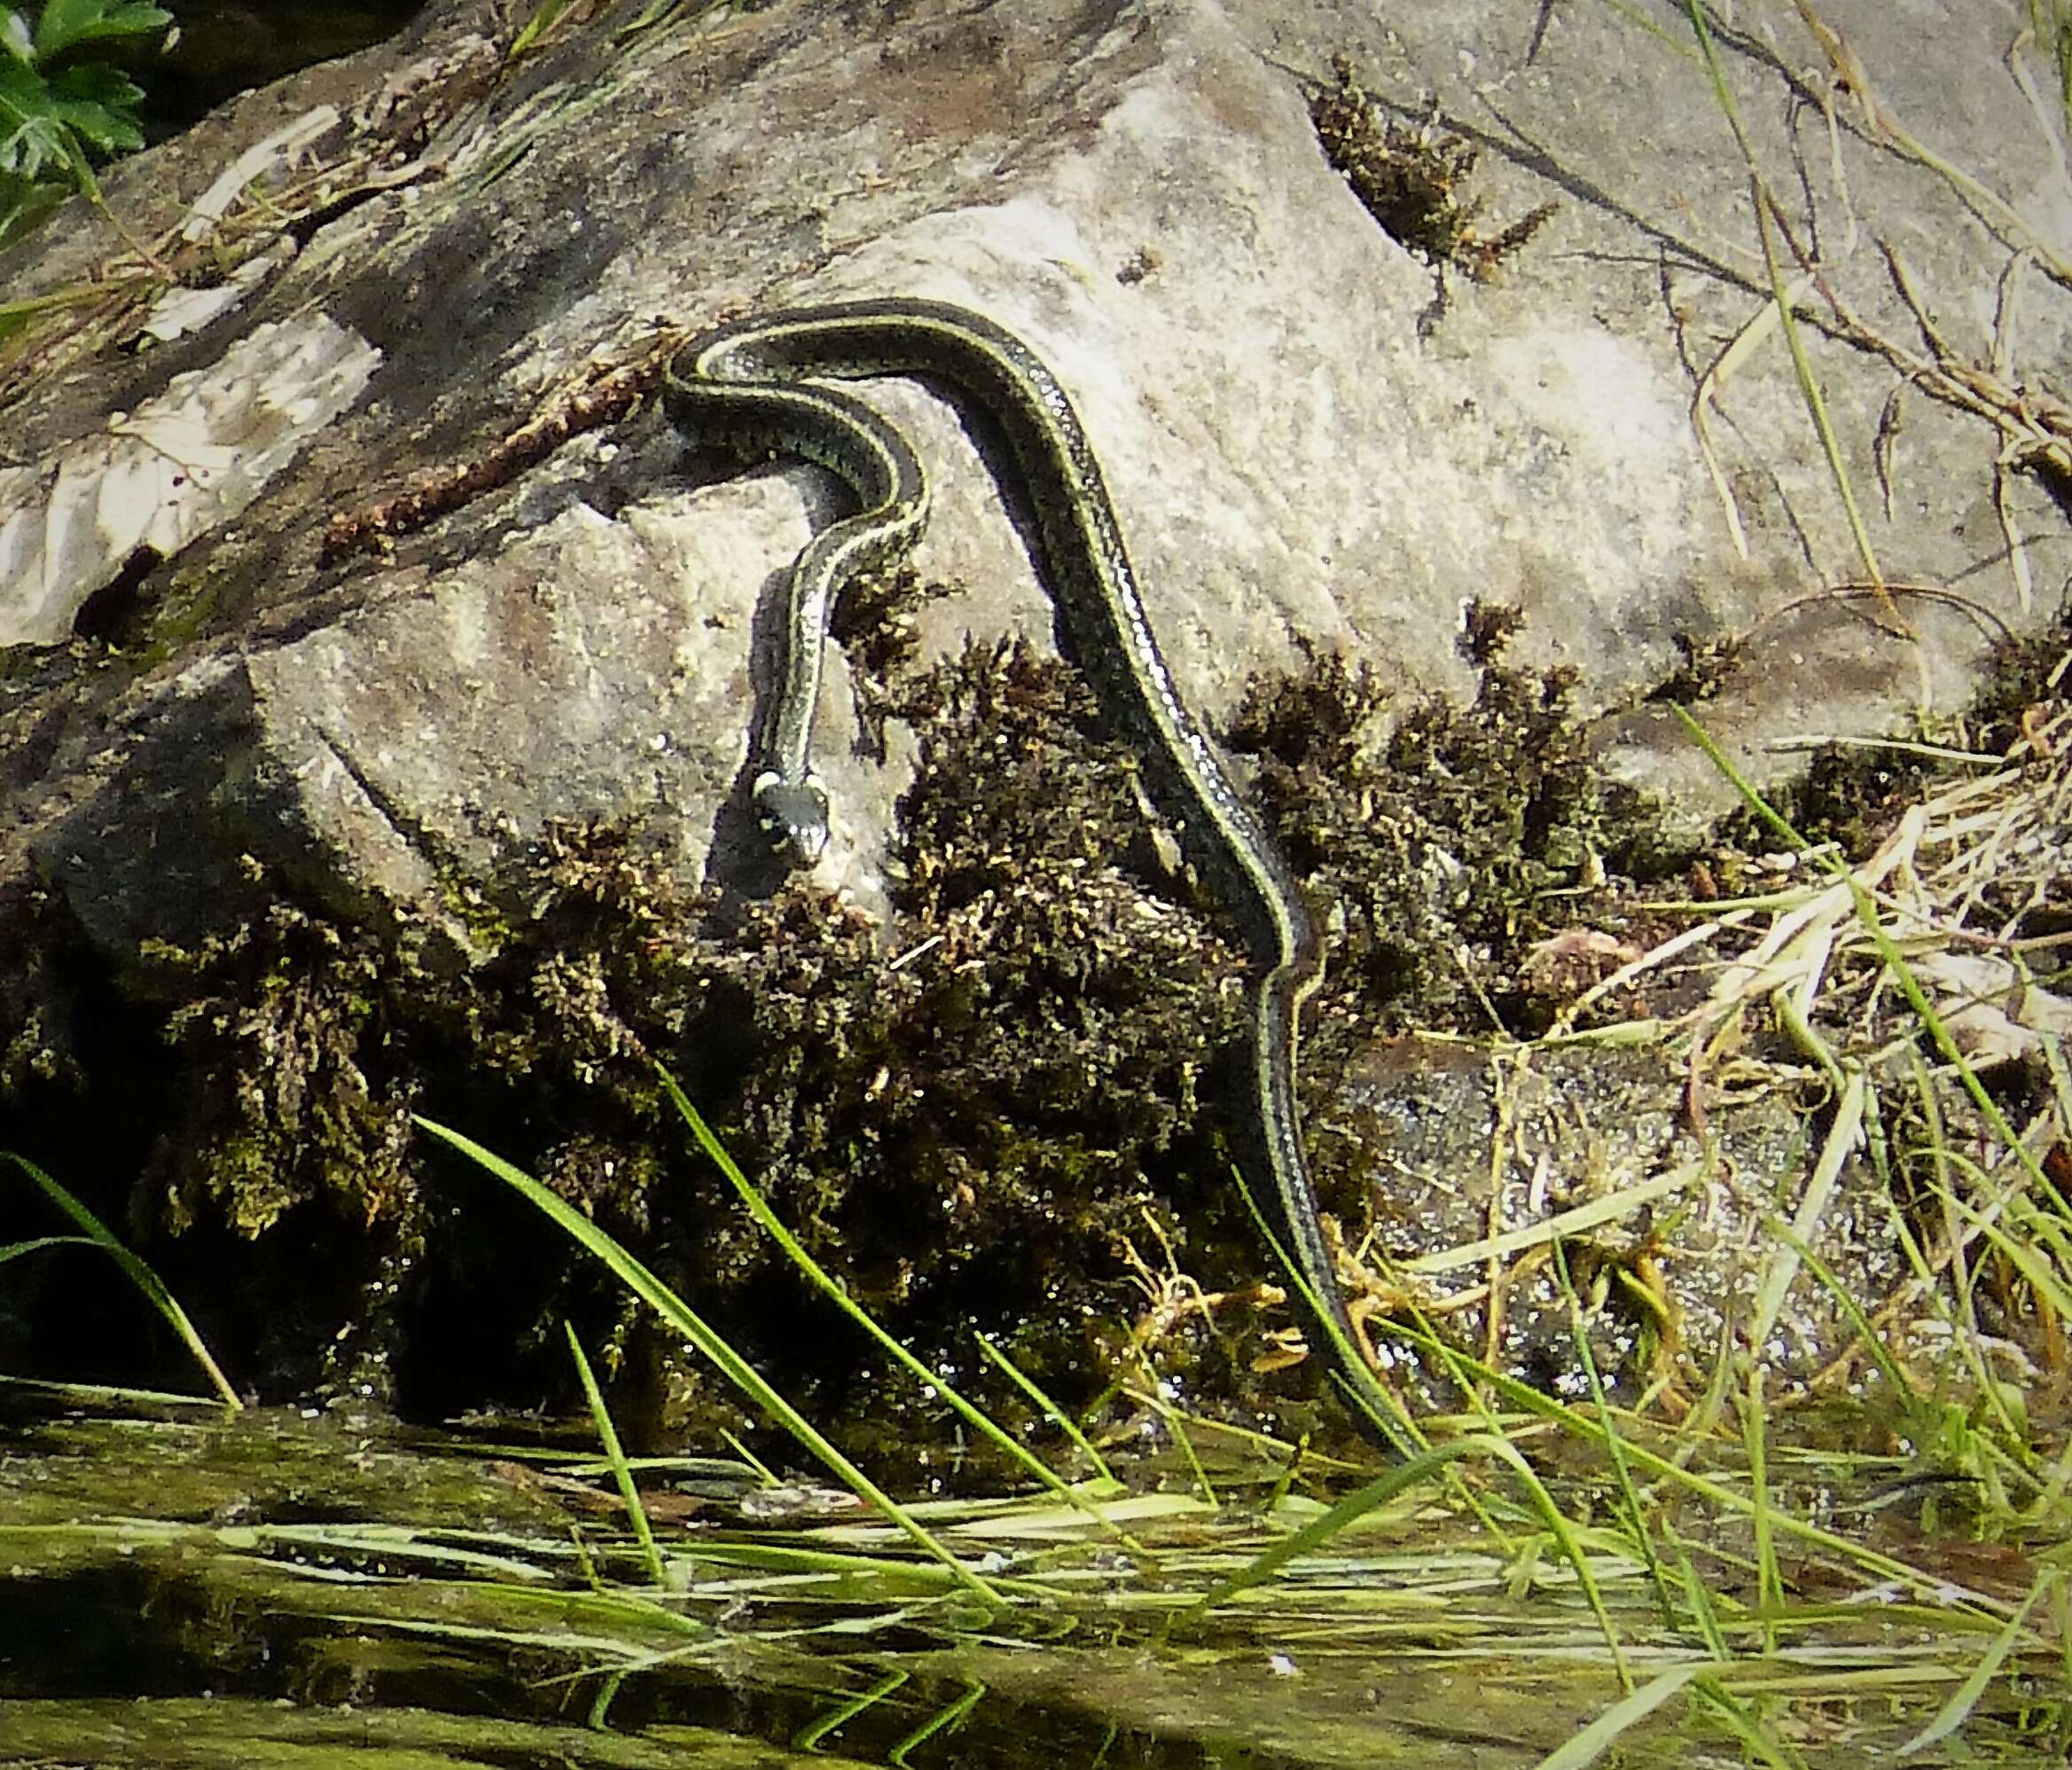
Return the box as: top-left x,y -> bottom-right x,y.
1232,622 -> 1611,1042
0,626 -> 1294,1443
0,886 -> 89,1098
1310,53 -> 1556,283
145,906 -> 416,1240
0,595 -> 1699,1445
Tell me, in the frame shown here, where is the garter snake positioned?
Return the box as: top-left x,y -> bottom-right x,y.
664,300 -> 1406,1452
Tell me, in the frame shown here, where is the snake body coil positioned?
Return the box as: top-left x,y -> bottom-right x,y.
664,299 -> 1402,1450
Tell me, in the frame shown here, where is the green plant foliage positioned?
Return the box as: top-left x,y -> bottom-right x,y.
1,1147 -> 240,1406
30,0 -> 170,57
0,0 -> 170,247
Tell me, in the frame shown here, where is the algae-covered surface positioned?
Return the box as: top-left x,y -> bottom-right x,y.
0,1399 -> 2065,1768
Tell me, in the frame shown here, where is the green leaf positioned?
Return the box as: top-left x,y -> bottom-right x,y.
0,168 -> 65,252
34,0 -> 171,60
2,10 -> 34,66
0,55 -> 78,179
47,59 -> 142,152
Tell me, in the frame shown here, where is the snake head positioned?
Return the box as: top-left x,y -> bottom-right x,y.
751,771 -> 831,868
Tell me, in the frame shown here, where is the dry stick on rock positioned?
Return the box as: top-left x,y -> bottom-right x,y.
321,349 -> 670,559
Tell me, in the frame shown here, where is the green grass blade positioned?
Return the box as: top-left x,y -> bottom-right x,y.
1691,1674 -> 1811,1770
1684,0 -> 1883,589
721,1428 -> 779,1488
412,1114 -> 1003,1606
506,0 -> 581,59
1585,0 -> 1700,58
1192,1429 -> 1626,1690
1749,1070 -> 1865,1350
794,1669 -> 907,1752
1,1234 -> 97,1262
1746,1366 -> 1780,1655
1,1150 -> 240,1408
887,1678 -> 985,1769
1373,1312 -> 2020,1617
0,1371 -> 233,1408
585,1668 -> 629,1731
1759,1215 -> 1916,1404
971,1331 -> 1114,1484
1161,1392 -> 1216,1507
1552,1241 -> 1672,1631
564,1321 -> 665,1586
1231,1161 -> 1424,1459
1663,1524 -> 1733,1658
1898,1568 -> 2058,1755
656,1068 -> 1132,1538
1535,1664 -> 1703,1770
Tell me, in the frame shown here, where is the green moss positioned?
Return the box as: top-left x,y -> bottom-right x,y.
33,573 -> 1998,1445
1310,53 -> 1557,283
0,888 -> 85,1096
1231,622 -> 1613,1041
0,624 -> 1261,1439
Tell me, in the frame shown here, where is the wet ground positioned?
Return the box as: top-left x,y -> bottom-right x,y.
1,1397 -> 2060,1768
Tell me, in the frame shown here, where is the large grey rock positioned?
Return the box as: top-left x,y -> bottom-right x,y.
4,0 -> 2064,966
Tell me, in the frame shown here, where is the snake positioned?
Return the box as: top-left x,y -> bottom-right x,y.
662,299 -> 1407,1452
